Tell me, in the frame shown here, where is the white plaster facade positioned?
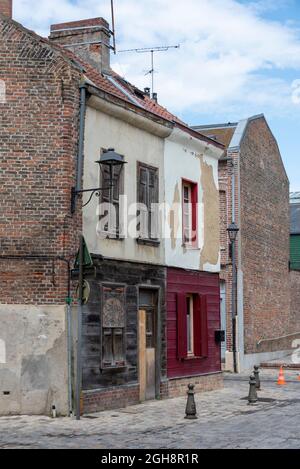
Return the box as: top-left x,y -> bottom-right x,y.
164,127 -> 223,273
83,95 -> 172,265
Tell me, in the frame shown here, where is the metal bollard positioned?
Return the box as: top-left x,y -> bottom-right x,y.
248,374 -> 258,405
254,365 -> 261,390
185,384 -> 198,419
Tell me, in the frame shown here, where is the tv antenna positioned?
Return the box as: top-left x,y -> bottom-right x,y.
118,45 -> 180,97
111,0 -> 116,54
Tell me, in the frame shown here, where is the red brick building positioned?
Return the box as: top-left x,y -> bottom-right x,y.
0,3 -> 82,415
194,115 -> 291,370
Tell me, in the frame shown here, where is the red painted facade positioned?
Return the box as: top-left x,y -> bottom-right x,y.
167,267 -> 221,379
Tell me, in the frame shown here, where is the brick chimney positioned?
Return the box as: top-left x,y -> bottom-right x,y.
0,0 -> 12,18
49,17 -> 111,73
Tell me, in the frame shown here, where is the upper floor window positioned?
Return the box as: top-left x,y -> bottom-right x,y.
177,293 -> 208,360
99,159 -> 124,238
137,162 -> 159,243
182,179 -> 198,247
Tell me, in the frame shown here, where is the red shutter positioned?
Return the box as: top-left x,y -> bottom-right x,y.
194,294 -> 208,358
176,293 -> 187,360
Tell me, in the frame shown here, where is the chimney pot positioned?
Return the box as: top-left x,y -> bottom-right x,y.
152,92 -> 158,103
0,0 -> 12,18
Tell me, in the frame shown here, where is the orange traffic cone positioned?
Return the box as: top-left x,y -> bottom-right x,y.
277,366 -> 286,386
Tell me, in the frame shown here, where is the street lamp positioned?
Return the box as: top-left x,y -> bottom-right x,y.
71,148 -> 126,213
227,222 -> 239,243
227,221 -> 239,374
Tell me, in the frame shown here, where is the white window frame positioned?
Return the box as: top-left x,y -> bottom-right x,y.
186,294 -> 194,356
183,183 -> 193,246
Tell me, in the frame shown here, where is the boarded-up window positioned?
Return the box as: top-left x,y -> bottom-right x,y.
137,163 -> 159,240
101,285 -> 126,369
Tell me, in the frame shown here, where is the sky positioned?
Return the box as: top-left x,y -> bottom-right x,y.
13,0 -> 300,191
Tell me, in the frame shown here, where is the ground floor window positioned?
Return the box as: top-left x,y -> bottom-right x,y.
101,284 -> 126,369
177,292 -> 208,360
186,294 -> 194,356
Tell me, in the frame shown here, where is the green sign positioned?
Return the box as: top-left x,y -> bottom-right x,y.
74,237 -> 93,269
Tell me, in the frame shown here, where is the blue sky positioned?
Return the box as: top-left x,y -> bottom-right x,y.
14,0 -> 300,191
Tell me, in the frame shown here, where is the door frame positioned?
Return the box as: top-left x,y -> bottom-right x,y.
138,285 -> 161,400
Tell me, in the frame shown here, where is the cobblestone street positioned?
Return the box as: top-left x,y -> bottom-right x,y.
1,370 -> 300,449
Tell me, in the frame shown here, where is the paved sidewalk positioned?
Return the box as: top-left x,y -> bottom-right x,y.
1,369 -> 300,449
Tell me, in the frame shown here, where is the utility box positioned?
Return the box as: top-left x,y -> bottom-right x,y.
215,330 -> 225,343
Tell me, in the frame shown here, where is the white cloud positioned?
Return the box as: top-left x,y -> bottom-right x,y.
292,79 -> 300,104
14,0 -> 300,119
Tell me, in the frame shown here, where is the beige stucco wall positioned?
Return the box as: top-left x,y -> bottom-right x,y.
164,128 -> 222,273
83,100 -> 170,265
0,305 -> 68,416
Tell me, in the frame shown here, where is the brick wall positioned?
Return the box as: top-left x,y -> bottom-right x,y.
0,18 -> 82,305
219,153 -> 239,354
240,117 -> 290,354
83,384 -> 140,414
163,373 -> 223,399
0,0 -> 12,18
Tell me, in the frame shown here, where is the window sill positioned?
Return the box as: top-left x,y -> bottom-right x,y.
101,364 -> 127,371
181,356 -> 206,361
101,233 -> 125,241
136,238 -> 160,247
182,244 -> 200,251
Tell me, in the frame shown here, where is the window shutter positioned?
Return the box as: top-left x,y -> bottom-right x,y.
138,166 -> 149,238
194,294 -> 208,357
176,293 -> 187,359
149,169 -> 159,239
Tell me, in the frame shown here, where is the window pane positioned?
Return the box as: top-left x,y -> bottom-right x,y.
186,296 -> 194,355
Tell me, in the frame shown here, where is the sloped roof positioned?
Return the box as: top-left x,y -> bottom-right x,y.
0,13 -> 223,150
61,47 -> 224,148
192,123 -> 237,147
290,192 -> 300,204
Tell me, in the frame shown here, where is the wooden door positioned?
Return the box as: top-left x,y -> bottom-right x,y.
139,290 -> 157,401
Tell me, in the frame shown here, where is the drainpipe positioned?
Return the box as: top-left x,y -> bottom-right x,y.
73,84 -> 87,418
76,84 -> 87,195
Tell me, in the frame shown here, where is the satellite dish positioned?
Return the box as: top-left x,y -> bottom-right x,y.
76,280 -> 91,305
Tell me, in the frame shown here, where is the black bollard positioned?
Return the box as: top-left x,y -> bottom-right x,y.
254,365 -> 261,390
185,384 -> 198,419
248,374 -> 258,405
